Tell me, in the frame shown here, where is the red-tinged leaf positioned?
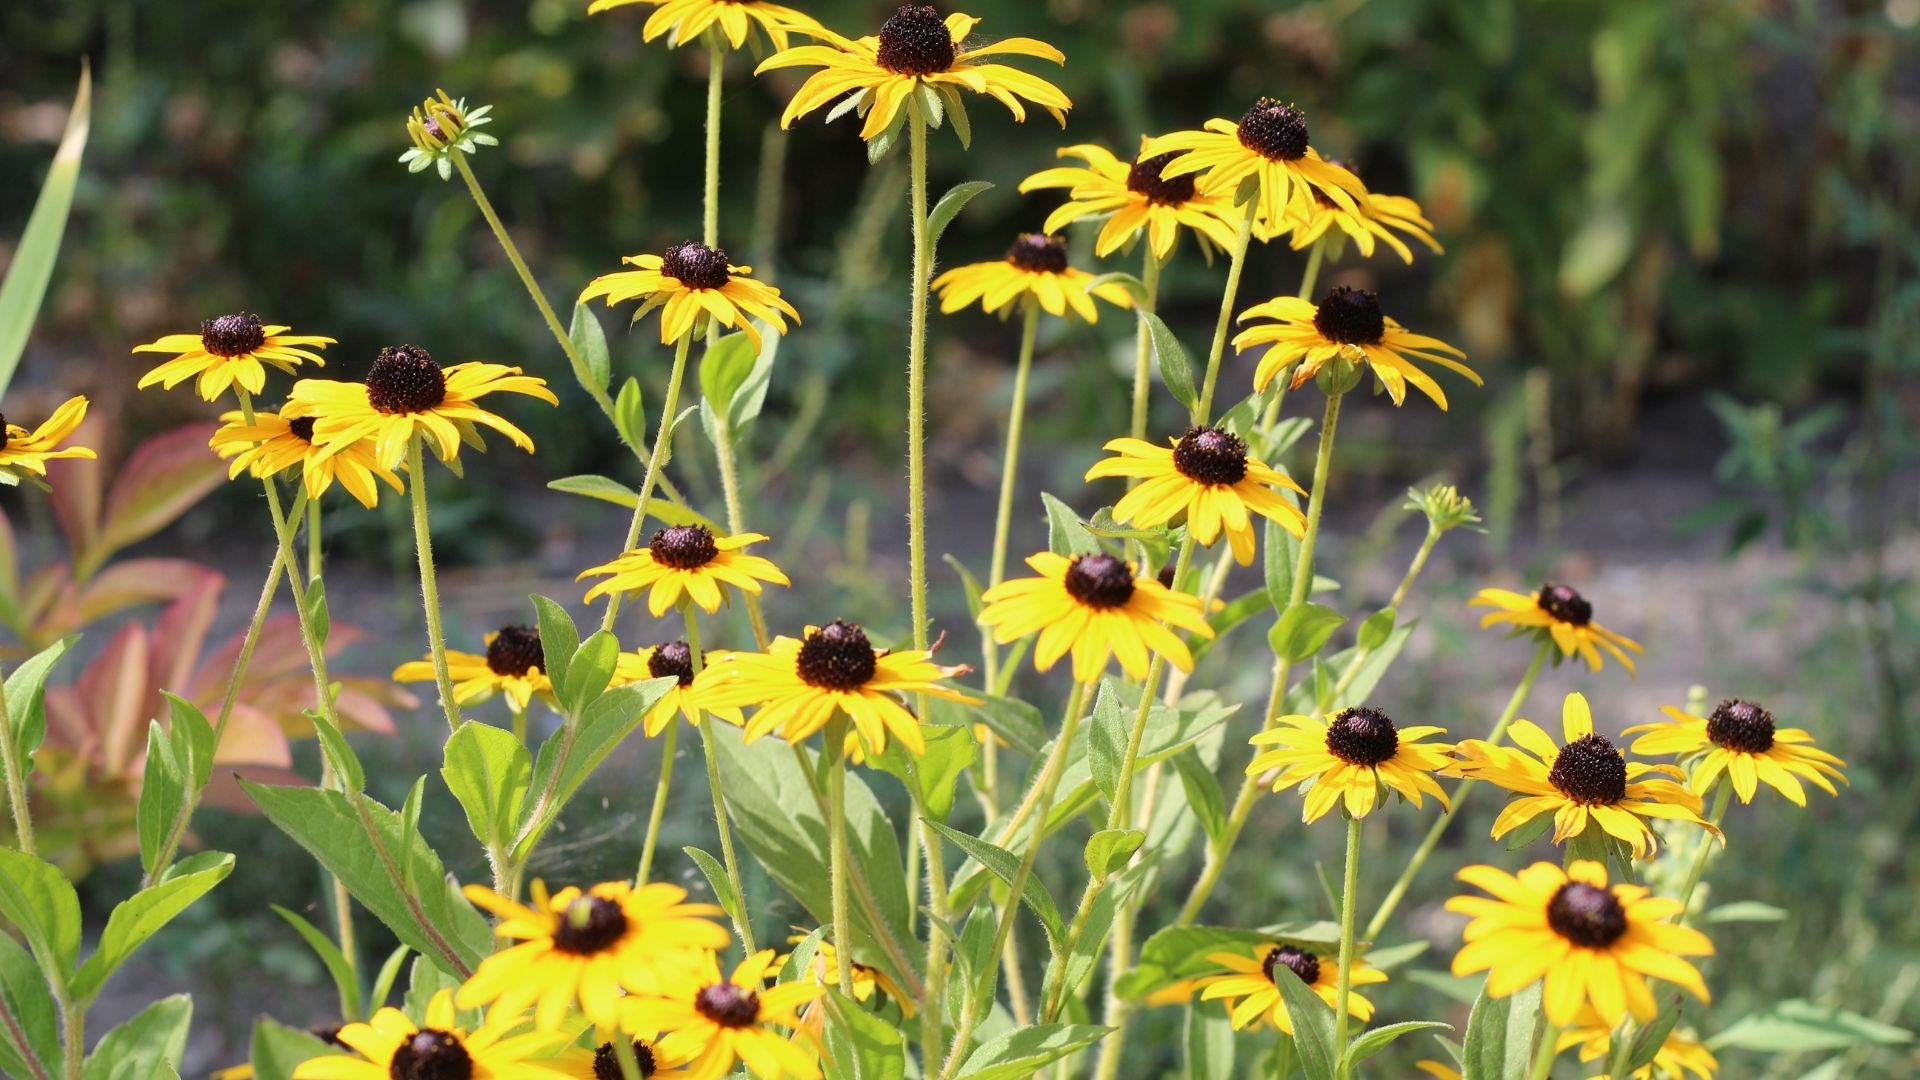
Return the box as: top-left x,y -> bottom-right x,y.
75,558 -> 222,629
215,705 -> 294,768
76,621 -> 153,778
148,571 -> 224,696
40,684 -> 94,758
18,561 -> 66,636
46,415 -> 104,558
94,423 -> 223,564
333,681 -> 402,735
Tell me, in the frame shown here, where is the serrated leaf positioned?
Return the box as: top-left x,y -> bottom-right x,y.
70,853 -> 232,1003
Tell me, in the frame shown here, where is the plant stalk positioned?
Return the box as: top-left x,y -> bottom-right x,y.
827,716 -> 856,994
688,607 -> 754,953
1333,816 -> 1363,1076
601,332 -> 694,633
1129,249 -> 1164,444
905,103 -> 932,652
1193,198 -> 1259,425
406,433 -> 461,732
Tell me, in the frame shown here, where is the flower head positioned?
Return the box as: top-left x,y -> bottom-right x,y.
781,932 -> 916,1041
1448,860 -> 1713,1028
134,314 -> 333,402
1141,99 -> 1368,232
394,626 -> 550,712
400,89 -> 497,180
291,989 -> 576,1079
211,404 -> 403,509
1258,165 -> 1443,265
1559,1006 -> 1719,1079
1233,287 -> 1479,409
1085,428 -> 1306,565
1471,582 -> 1642,673
1625,698 -> 1846,805
932,233 -> 1133,323
1247,706 -> 1453,821
625,950 -> 823,1080
0,396 -> 94,486
590,0 -> 824,52
978,551 -> 1213,682
1018,141 -> 1242,259
1404,482 -> 1480,534
580,242 -> 799,355
615,641 -> 746,736
287,345 -> 557,470
1194,942 -> 1384,1034
580,526 -> 790,617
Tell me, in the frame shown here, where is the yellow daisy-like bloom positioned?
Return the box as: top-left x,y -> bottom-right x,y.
784,932 -> 916,1041
1141,99 -> 1368,233
291,989 -> 575,1080
757,5 -> 1068,142
1559,1005 -> 1719,1079
579,241 -> 799,355
579,525 -> 789,618
1246,706 -> 1453,822
1018,141 -> 1241,260
931,233 -> 1133,323
0,396 -> 94,483
589,0 -> 823,51
1451,693 -> 1715,860
1233,287 -> 1480,409
627,949 -> 824,1080
287,344 -> 556,470
695,620 -> 973,757
614,642 -> 745,736
210,406 -> 403,510
394,625 -> 550,711
1084,428 -> 1305,566
978,552 -> 1213,683
1194,942 -> 1384,1034
1470,582 -> 1644,673
134,313 -> 334,402
1448,859 -> 1714,1028
457,879 -> 731,1031
1625,698 -> 1846,805
1263,184 -> 1444,265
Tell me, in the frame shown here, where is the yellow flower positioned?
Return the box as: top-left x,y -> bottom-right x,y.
579,525 -> 789,617
291,989 -> 576,1080
978,552 -> 1213,682
1470,583 -> 1643,673
1448,860 -> 1713,1028
590,0 -> 823,51
1141,99 -> 1368,233
1260,182 -> 1443,265
0,396 -> 94,483
783,932 -> 916,1041
931,234 -> 1132,323
1084,428 -> 1305,565
134,313 -> 334,402
1018,141 -> 1241,260
626,949 -> 824,1080
399,90 -> 497,179
210,405 -> 403,509
694,620 -> 974,757
394,625 -> 550,711
1194,942 -> 1384,1034
1233,287 -> 1479,409
1559,1005 -> 1720,1079
614,642 -> 745,736
1451,693 -> 1716,860
1246,706 -> 1453,822
457,879 -> 731,1031
1625,698 -> 1846,805
580,242 -> 799,354
757,5 -> 1068,142
287,345 -> 557,470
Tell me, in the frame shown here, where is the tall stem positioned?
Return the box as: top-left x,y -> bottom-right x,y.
979,299 -> 1042,700
1677,782 -> 1734,914
707,409 -> 771,648
1527,1024 -> 1564,1080
406,434 -> 461,731
306,497 -> 323,583
827,716 -> 856,994
1193,198 -> 1259,425
1128,250 -> 1165,444
703,32 -> 723,250
1332,816 -> 1363,1076
0,675 -> 33,854
59,1000 -> 80,1080
634,719 -> 679,885
688,608 -> 754,953
600,333 -> 694,633
905,104 -> 932,652
917,815 -> 953,1071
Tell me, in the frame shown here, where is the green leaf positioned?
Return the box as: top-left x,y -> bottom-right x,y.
1042,492 -> 1101,556
1460,977 -> 1540,1080
0,65 -> 89,401
307,703 -> 365,796
1263,518 -> 1301,613
1559,205 -> 1633,298
546,474 -> 639,508
1144,313 -> 1197,411
926,819 -> 1065,949
699,332 -> 759,416
529,595 -> 580,697
1270,957 -> 1339,1080
247,1018 -> 339,1080
369,944 -> 411,1019
0,933 -> 58,1079
954,1024 -> 1110,1080
81,994 -> 190,1080
1343,1021 -> 1452,1072
441,721 -> 532,850
136,722 -> 186,878
1703,900 -> 1787,924
1501,808 -> 1555,851
1170,747 -> 1228,846
0,849 -> 80,985
683,846 -> 748,940
1270,602 -> 1346,662
929,695 -> 1045,759
1087,678 -> 1127,802
569,302 -> 611,393
927,181 -> 993,251
6,635 -> 76,761
70,853 -> 232,1003
823,989 -> 907,1080
937,85 -> 971,150
514,677 -> 676,858
870,723 -> 976,822
1049,860 -> 1150,1012
303,577 -> 331,649
272,905 -> 363,1023
612,376 -> 647,449
1357,607 -> 1397,650
1085,272 -> 1152,307
1082,829 -> 1145,880
1708,999 -> 1913,1053
1622,998 -> 1684,1073
561,630 -> 620,713
1183,1002 -> 1234,1080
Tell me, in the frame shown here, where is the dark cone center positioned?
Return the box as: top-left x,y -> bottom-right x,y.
1064,554 -> 1136,609
1236,98 -> 1310,161
1006,233 -> 1069,274
1172,426 -> 1249,486
876,5 -> 956,75
0,415 -> 10,451
694,982 -> 762,1028
1546,882 -> 1628,949
1707,699 -> 1775,754
662,241 -> 732,290
796,620 -> 879,690
200,313 -> 267,358
1325,706 -> 1400,766
551,895 -> 629,955
288,416 -> 317,443
1127,151 -> 1198,206
1263,944 -> 1321,986
366,345 -> 448,415
1311,286 -> 1386,346
648,641 -> 696,687
593,1040 -> 657,1079
1549,734 -> 1629,805
388,1029 -> 472,1080
485,625 -> 543,678
1536,583 -> 1593,626
650,524 -> 721,571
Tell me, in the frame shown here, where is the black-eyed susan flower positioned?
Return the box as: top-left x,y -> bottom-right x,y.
399,90 -> 497,180
1559,1005 -> 1719,1079
579,525 -> 789,617
1471,582 -> 1643,673
1141,99 -> 1368,231
1084,428 -> 1306,565
590,0 -> 823,51
1447,859 -> 1713,1028
694,620 -> 974,757
1018,142 -> 1241,260
626,950 -> 823,1080
932,233 -> 1133,323
1247,706 -> 1453,822
1233,287 -> 1480,409
134,313 -> 334,402
457,879 -> 731,1031
978,552 -> 1213,682
586,1037 -> 692,1079
0,396 -> 94,484
394,625 -> 550,711
757,5 -> 1068,142
580,242 -> 799,354
614,641 -> 745,737
1451,693 -> 1714,860
1625,698 -> 1847,805
1260,175 -> 1443,265
287,345 -> 557,470
291,989 -> 574,1080
211,405 -> 403,510
1194,942 -> 1384,1034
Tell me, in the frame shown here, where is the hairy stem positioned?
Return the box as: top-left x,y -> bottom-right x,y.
406,433 -> 461,732
1193,198 -> 1259,425
1129,249 -> 1165,445
0,673 -> 34,855
906,103 -> 932,651
827,717 -> 856,994
1333,816 -> 1363,1076
634,720 -> 679,886
600,332 -> 694,633
689,608 -> 754,953
980,299 -> 1042,699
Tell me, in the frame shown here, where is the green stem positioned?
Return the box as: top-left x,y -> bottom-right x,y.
612,1035 -> 644,1080
1527,1023 -> 1564,1080
1332,816 -> 1363,1077
906,102 -> 932,652
406,433 -> 462,732
600,333 -> 694,633
59,1000 -> 80,1080
706,407 -> 771,648
1128,249 -> 1164,444
918,814 -> 953,1071
703,32 -> 723,250
979,298 -> 1042,700
0,673 -> 34,854
635,719 -> 679,885
1193,198 -> 1259,425
1296,236 -> 1327,304
1677,782 -> 1735,915
306,496 -> 323,584
688,608 -> 755,953
508,701 -> 527,746
827,716 -> 856,995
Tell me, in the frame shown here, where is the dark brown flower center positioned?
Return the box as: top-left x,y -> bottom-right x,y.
1546,882 -> 1628,949
1325,706 -> 1400,766
694,982 -> 762,1028
649,525 -> 720,571
647,641 -> 696,686
1706,699 -> 1775,754
1006,233 -> 1069,274
1536,583 -> 1593,626
1311,286 -> 1385,346
200,312 -> 267,358
1126,151 -> 1197,206
1262,944 -> 1321,986
1549,734 -> 1628,805
485,625 -> 542,678
0,415 -> 11,451
661,241 -> 732,290
1063,554 -> 1135,609
1171,427 -> 1249,486
551,895 -> 629,955
288,416 -> 317,443
388,1029 -> 472,1080
1236,98 -> 1310,161
593,1040 -> 657,1079
876,5 -> 955,75
366,345 -> 448,415
796,620 -> 878,690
